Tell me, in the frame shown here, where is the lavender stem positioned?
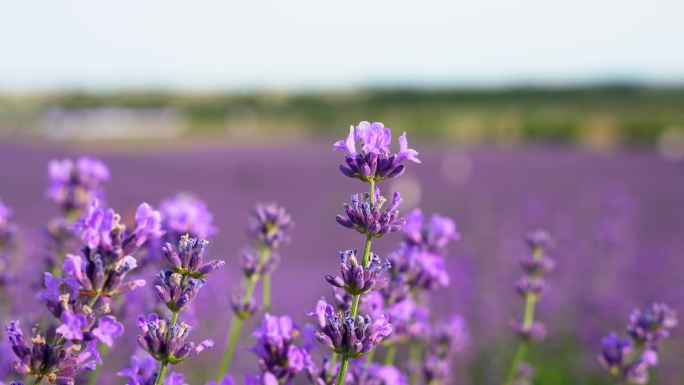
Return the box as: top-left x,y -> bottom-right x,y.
504,246 -> 543,385
408,342 -> 422,385
384,344 -> 397,365
263,272 -> 272,313
216,246 -> 270,379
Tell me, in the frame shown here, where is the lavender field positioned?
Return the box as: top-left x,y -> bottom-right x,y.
0,131 -> 682,385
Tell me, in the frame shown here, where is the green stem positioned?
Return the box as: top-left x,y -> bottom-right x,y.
384,344 -> 397,366
216,247 -> 270,380
364,349 -> 376,368
334,355 -> 350,385
263,273 -> 272,313
503,246 -> 543,385
408,342 -> 422,385
155,363 -> 169,385
33,376 -> 43,385
216,316 -> 244,381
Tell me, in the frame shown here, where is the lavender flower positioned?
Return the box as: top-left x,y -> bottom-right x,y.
5,321 -> 101,385
161,235 -> 225,279
46,157 -> 109,214
627,303 -> 678,348
136,313 -> 214,364
325,249 -> 391,295
333,121 -> 420,182
249,203 -> 293,249
598,303 -> 676,384
155,270 -> 206,312
310,298 -> 392,359
231,290 -> 259,319
92,315 -> 125,347
598,332 -> 633,375
250,314 -> 313,384
160,193 -> 217,239
336,189 -> 405,238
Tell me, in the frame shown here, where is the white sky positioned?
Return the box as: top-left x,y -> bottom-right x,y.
1,0 -> 683,91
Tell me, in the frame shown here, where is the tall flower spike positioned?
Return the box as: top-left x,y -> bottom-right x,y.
325,249 -> 391,295
248,203 -> 294,249
310,298 -> 392,359
333,121 -> 420,182
336,189 -> 405,237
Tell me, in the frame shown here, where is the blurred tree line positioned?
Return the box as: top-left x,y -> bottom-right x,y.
1,85 -> 683,148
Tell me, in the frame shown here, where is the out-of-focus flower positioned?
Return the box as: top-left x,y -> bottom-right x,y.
248,203 -> 293,249
420,315 -> 469,385
325,249 -> 390,295
598,332 -> 633,375
627,303 -> 678,348
46,157 -> 110,214
310,298 -> 392,358
160,193 -> 217,239
510,319 -> 547,341
334,121 -> 420,182
250,314 -> 313,383
136,313 -> 214,364
92,315 -> 125,347
402,209 -> 459,252
336,189 -> 405,237
231,290 -> 259,319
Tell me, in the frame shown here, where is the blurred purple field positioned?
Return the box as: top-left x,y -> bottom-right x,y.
0,141 -> 683,385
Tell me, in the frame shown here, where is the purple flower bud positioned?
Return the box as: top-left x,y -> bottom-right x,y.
598,332 -> 633,375
515,276 -> 546,297
336,189 -> 405,238
136,313 -> 212,364
310,298 -> 392,358
162,235 -> 224,278
231,291 -> 259,319
325,249 -> 390,295
133,203 -> 165,248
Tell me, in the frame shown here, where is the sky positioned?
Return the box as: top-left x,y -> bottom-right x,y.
1,0 -> 683,91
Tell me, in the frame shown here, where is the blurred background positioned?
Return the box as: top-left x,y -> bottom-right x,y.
1,1 -> 684,385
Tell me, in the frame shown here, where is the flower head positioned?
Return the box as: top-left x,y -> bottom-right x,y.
136,313 -> 214,364
325,249 -> 390,295
627,303 -> 678,348
336,189 -> 405,238
248,203 -> 293,249
334,122 -> 420,182
598,332 -> 633,375
403,209 -> 459,252
162,234 -> 225,278
310,298 -> 392,358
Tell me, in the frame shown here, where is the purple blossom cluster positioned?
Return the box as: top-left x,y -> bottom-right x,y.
599,303 -> 678,384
